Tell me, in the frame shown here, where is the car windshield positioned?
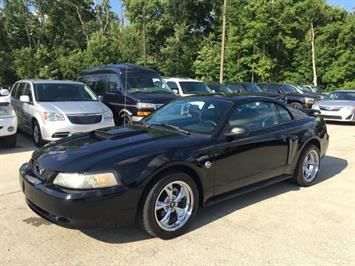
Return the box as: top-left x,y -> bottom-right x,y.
242,83 -> 263,92
282,84 -> 303,94
144,98 -> 232,135
325,92 -> 355,101
34,83 -> 98,102
122,71 -> 171,94
179,82 -> 212,94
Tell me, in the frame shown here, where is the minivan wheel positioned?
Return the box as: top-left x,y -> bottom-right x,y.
292,144 -> 320,187
140,172 -> 199,239
1,134 -> 17,148
290,102 -> 303,109
32,121 -> 44,147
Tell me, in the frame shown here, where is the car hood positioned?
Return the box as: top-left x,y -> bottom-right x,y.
130,93 -> 176,104
32,126 -> 206,172
314,100 -> 355,107
38,101 -> 109,114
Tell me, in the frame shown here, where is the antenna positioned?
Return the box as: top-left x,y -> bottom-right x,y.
123,64 -> 128,127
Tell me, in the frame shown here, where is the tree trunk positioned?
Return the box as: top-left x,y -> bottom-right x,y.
310,22 -> 317,86
219,0 -> 227,84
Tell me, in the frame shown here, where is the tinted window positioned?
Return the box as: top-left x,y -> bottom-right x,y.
179,82 -> 212,94
261,84 -> 281,94
122,71 -> 171,94
107,74 -> 121,93
21,83 -> 33,102
226,84 -> 243,93
228,101 -> 279,131
34,83 -> 98,102
15,83 -> 26,99
11,83 -> 19,99
242,83 -> 263,92
167,81 -> 178,90
275,104 -> 292,123
282,84 -> 301,94
145,98 -> 233,134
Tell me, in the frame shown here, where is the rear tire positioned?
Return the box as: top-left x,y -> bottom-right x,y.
1,134 -> 17,148
291,144 -> 320,187
32,120 -> 44,147
139,172 -> 199,239
120,113 -> 133,127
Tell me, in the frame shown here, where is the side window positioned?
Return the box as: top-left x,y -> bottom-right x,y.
268,85 -> 281,94
22,83 -> 33,102
11,83 -> 19,98
94,75 -> 108,96
228,101 -> 279,131
15,83 -> 25,99
167,81 -> 178,90
107,74 -> 121,93
274,104 -> 292,123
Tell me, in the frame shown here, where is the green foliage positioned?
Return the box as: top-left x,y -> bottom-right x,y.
0,0 -> 353,91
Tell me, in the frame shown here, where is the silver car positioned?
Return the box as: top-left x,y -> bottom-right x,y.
312,90 -> 355,122
10,80 -> 114,146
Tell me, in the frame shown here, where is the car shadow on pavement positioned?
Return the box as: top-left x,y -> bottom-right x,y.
81,155 -> 347,244
0,132 -> 35,155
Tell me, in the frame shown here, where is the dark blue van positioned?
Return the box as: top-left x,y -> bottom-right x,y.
80,64 -> 176,125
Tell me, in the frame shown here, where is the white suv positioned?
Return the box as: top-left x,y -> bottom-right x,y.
164,78 -> 213,97
10,80 -> 114,146
0,88 -> 17,147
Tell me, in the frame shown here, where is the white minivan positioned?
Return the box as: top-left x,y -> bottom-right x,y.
0,88 -> 17,147
10,80 -> 114,146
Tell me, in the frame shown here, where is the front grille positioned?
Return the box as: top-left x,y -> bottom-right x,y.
67,114 -> 102,125
319,106 -> 341,111
321,115 -> 342,120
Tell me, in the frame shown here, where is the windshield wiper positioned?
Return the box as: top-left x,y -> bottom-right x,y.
148,123 -> 190,135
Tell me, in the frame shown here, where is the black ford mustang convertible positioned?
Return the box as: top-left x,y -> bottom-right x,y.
19,96 -> 329,239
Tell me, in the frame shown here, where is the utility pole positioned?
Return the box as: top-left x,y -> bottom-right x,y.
219,0 -> 227,84
138,14 -> 148,67
310,22 -> 317,86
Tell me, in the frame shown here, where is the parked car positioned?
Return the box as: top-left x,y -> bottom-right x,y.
258,83 -> 320,109
207,83 -> 233,95
19,95 -> 329,239
80,64 -> 176,125
294,84 -> 324,99
312,90 -> 355,122
10,80 -> 114,146
164,77 -> 213,96
0,88 -> 17,147
226,82 -> 287,103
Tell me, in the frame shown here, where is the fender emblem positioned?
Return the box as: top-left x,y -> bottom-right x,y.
204,161 -> 212,169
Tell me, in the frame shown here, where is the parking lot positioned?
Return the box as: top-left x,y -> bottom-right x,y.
0,123 -> 354,265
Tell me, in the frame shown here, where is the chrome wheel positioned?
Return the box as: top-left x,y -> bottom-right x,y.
302,149 -> 319,182
154,181 -> 194,232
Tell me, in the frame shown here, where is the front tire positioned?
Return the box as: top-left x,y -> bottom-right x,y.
120,113 -> 133,127
140,172 -> 199,239
32,121 -> 44,147
1,134 -> 17,148
292,144 -> 320,187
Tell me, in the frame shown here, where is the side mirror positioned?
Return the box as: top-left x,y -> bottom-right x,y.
224,127 -> 248,139
172,89 -> 179,95
20,95 -> 30,103
0,89 -> 9,96
98,95 -> 104,101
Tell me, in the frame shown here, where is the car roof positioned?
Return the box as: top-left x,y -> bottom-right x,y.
17,80 -> 83,85
181,94 -> 283,104
164,77 -> 202,83
81,63 -> 156,75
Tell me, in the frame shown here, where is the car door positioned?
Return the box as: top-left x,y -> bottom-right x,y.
213,101 -> 290,195
20,83 -> 35,130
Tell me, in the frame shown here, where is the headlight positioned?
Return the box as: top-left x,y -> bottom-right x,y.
44,111 -> 65,121
103,110 -> 113,119
137,102 -> 158,110
342,106 -> 355,111
304,97 -> 315,104
0,104 -> 15,116
53,172 -> 119,189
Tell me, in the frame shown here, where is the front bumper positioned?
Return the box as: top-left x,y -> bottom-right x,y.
19,163 -> 139,228
0,115 -> 17,137
317,109 -> 355,122
41,119 -> 115,141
